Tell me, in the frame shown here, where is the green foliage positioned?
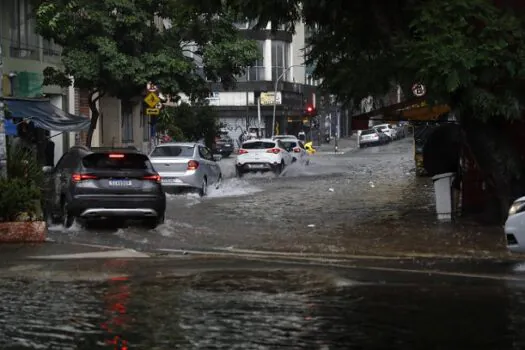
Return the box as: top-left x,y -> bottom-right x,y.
157,102 -> 220,148
211,0 -> 525,121
34,0 -> 260,99
7,145 -> 44,194
0,178 -> 41,222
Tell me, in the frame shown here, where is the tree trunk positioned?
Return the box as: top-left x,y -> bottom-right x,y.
85,91 -> 104,148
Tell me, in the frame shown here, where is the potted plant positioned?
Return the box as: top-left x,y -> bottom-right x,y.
0,145 -> 47,242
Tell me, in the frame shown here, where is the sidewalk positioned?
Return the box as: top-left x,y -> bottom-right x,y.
315,134 -> 357,154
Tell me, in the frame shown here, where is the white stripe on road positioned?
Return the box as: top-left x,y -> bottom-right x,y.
28,249 -> 150,260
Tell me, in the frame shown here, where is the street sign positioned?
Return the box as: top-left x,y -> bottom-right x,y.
146,108 -> 160,115
412,83 -> 426,97
144,92 -> 160,108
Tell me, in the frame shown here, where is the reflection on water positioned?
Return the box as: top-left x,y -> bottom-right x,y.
0,270 -> 524,349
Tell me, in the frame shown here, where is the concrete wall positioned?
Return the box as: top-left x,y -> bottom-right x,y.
291,22 -> 306,84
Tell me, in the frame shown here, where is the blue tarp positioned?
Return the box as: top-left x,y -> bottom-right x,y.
4,119 -> 17,136
3,98 -> 90,132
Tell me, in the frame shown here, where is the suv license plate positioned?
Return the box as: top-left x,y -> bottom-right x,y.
250,164 -> 265,169
109,180 -> 132,187
162,178 -> 181,184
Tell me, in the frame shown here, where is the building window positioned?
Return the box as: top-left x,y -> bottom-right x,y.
43,39 -> 62,59
272,41 -> 290,82
121,101 -> 134,143
6,0 -> 39,59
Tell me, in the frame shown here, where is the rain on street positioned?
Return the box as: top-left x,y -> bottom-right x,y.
46,137 -> 439,255
3,137 -> 525,349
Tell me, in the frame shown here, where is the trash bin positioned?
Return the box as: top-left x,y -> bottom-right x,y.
432,172 -> 456,222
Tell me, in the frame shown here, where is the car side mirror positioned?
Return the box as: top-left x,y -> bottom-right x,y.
213,154 -> 222,162
42,166 -> 54,174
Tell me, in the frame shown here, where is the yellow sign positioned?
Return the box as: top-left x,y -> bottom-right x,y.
144,92 -> 160,108
146,108 -> 160,115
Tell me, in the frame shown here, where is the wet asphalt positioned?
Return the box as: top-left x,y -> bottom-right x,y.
3,256 -> 525,349
46,137 -> 441,255
3,136 -> 523,349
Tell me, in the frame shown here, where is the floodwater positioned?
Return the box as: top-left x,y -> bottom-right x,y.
0,267 -> 524,349
46,137 -> 506,258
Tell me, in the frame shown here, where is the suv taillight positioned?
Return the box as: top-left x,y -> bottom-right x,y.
238,149 -> 248,154
72,173 -> 97,182
293,147 -> 301,153
266,148 -> 281,154
143,174 -> 161,183
187,160 -> 199,170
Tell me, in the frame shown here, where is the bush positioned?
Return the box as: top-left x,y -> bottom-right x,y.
6,144 -> 43,189
0,178 -> 41,221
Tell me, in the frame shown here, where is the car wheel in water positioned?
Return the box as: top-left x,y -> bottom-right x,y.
145,214 -> 165,229
275,162 -> 284,176
236,167 -> 244,178
61,200 -> 75,228
199,178 -> 208,197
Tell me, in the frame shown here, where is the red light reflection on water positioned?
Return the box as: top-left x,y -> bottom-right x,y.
101,276 -> 131,349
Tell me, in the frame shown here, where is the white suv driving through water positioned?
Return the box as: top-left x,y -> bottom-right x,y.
235,139 -> 293,177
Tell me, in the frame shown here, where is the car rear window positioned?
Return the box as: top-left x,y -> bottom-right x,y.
150,146 -> 194,157
242,141 -> 276,149
281,140 -> 298,149
82,153 -> 152,170
361,129 -> 376,135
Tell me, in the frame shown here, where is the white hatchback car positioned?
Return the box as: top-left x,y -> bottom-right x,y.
505,196 -> 525,253
279,138 -> 310,165
236,139 -> 293,176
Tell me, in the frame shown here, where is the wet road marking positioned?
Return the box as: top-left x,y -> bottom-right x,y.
157,249 -> 525,281
209,248 -> 406,260
28,249 -> 150,260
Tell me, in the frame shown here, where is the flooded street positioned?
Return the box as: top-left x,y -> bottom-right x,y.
2,257 -> 525,349
6,136 -> 517,347
45,137 -> 506,258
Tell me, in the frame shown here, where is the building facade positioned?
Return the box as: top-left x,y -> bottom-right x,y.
206,21 -> 318,143
1,5 -> 319,156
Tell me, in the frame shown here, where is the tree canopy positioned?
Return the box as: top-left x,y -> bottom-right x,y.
214,0 -> 525,120
33,0 -> 260,145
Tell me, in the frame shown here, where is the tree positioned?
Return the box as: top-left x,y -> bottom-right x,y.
156,102 -> 220,148
33,0 -> 260,146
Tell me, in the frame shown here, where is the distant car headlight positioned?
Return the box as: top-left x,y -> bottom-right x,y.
509,201 -> 525,216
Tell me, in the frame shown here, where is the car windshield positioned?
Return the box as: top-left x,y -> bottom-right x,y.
82,153 -> 153,170
242,141 -> 276,149
361,129 -> 376,135
150,146 -> 195,157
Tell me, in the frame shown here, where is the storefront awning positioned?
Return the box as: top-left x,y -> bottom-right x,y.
3,97 -> 90,132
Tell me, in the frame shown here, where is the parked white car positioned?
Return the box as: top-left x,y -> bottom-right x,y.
280,138 -> 310,165
505,196 -> 525,253
236,139 -> 293,176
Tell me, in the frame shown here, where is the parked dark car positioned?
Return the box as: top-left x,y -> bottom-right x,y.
213,136 -> 235,157
42,146 -> 166,228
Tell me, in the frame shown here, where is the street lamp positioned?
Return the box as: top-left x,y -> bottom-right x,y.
271,64 -> 304,137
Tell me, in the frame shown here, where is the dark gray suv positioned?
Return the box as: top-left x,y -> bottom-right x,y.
43,146 -> 166,228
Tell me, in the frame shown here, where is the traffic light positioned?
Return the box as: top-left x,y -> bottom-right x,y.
305,104 -> 316,116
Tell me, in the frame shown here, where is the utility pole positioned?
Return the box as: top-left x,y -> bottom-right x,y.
0,45 -> 6,178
